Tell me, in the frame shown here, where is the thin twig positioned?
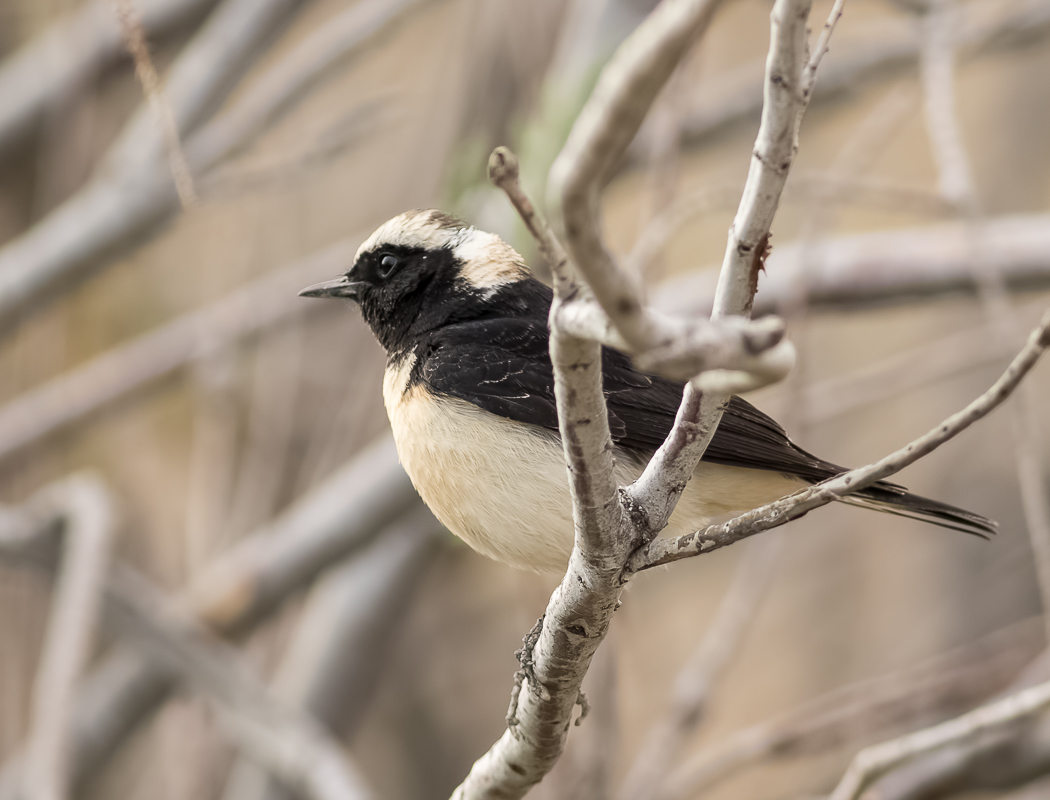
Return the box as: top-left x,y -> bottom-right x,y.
918,0 -> 1050,651
110,0 -> 199,207
632,311 -> 1050,570
0,0 -> 217,156
219,509 -> 440,800
0,437 -> 418,797
0,236 -> 360,465
19,476 -> 114,800
104,566 -> 376,800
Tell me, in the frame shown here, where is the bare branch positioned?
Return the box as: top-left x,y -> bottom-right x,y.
0,437 -> 418,797
628,0 -> 822,541
110,0 -> 199,208
19,476 -> 113,800
549,0 -> 728,348
220,507 -> 441,800
632,310 -> 1050,570
0,236 -> 359,465
654,213 -> 1050,316
829,675 -> 1050,800
459,1 -> 840,795
104,566 -> 376,800
651,0 -> 1050,153
661,620 -> 1042,800
0,0 -> 426,327
491,147 -> 791,386
0,0 -> 217,156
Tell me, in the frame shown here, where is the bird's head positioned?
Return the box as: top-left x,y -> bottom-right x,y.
300,209 -> 534,352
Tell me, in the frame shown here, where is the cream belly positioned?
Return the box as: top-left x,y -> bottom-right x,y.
384,355 -> 806,574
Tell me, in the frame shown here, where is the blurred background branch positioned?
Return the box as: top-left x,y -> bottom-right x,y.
0,0 -> 1049,798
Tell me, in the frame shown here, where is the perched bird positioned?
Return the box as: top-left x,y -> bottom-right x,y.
301,209 -> 995,574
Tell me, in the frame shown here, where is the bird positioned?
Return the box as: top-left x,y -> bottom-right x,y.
300,209 -> 995,575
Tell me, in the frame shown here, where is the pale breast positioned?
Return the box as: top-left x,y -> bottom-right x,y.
382,353 -> 807,573
383,352 -> 577,573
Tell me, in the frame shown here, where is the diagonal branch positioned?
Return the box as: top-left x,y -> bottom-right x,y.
628,0 -> 822,539
0,0 -> 427,328
0,437 -> 418,798
829,674 -> 1050,800
0,0 -> 217,156
0,479 -> 380,800
455,1 -> 842,796
660,620 -> 1042,800
631,310 -> 1050,571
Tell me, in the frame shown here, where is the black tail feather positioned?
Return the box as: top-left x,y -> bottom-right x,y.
839,483 -> 997,539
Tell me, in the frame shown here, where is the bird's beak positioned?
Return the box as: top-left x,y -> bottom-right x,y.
298,276 -> 365,301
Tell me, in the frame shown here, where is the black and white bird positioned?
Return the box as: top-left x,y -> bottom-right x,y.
301,209 -> 995,574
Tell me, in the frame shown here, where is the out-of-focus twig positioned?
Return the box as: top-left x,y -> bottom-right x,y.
660,619 -> 1042,800
830,675 -> 1050,800
0,0 -> 217,156
618,535 -> 784,800
0,0 -> 427,327
626,171 -> 951,277
0,437 -> 418,798
0,236 -> 359,465
643,0 -> 1050,153
18,476 -> 113,800
0,0 -> 307,327
222,323 -> 304,540
918,0 -> 1050,650
794,297 -> 1049,425
1,494 -> 376,800
110,0 -> 199,207
654,213 -> 1050,317
104,566 -> 376,800
220,506 -> 442,800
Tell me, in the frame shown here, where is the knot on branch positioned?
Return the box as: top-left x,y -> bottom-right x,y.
488,146 -> 520,189
507,615 -> 548,726
574,692 -> 590,727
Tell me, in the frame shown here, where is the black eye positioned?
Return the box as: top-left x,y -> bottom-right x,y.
378,254 -> 399,278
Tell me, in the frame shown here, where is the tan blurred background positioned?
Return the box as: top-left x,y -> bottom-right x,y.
1,0 -> 1049,798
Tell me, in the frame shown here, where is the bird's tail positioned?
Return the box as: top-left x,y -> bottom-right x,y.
839,483 -> 997,539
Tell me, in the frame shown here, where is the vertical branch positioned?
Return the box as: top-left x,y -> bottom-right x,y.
21,476 -> 114,800
630,0 -> 822,532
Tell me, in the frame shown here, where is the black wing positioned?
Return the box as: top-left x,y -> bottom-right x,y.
416,316 -> 996,537
417,317 -> 843,482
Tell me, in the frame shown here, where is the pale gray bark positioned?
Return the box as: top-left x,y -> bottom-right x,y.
0,0 -> 218,155
0,437 -> 418,797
